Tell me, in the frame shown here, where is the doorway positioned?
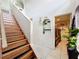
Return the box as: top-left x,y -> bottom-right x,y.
55,13 -> 71,47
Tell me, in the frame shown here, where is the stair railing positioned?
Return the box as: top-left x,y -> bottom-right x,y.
10,4 -> 39,59
11,4 -> 32,43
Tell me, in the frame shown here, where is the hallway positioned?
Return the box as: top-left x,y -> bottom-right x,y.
0,0 -> 79,59
47,40 -> 68,59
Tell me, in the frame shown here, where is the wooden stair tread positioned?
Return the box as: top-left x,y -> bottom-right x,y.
5,28 -> 20,30
4,22 -> 16,24
4,23 -> 18,25
6,30 -> 21,32
7,36 -> 24,43
5,30 -> 21,33
6,32 -> 22,37
5,26 -> 19,28
6,31 -> 22,34
2,39 -> 28,53
2,44 -> 31,59
4,22 -> 17,24
6,34 -> 23,37
19,50 -> 34,59
5,29 -> 21,31
3,20 -> 15,22
5,24 -> 18,27
7,35 -> 24,39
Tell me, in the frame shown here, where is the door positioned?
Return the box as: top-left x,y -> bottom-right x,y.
55,13 -> 71,47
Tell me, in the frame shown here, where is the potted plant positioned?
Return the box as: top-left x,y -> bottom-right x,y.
63,28 -> 79,59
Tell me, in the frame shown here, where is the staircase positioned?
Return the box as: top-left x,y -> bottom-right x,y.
2,11 -> 37,59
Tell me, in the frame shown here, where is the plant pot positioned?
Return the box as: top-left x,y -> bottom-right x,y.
67,46 -> 78,59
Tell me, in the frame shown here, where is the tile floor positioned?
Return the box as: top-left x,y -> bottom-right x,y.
47,40 -> 68,59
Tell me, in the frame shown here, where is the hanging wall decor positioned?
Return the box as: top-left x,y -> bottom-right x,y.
43,17 -> 51,34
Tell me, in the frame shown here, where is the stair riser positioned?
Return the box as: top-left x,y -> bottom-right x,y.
6,33 -> 23,36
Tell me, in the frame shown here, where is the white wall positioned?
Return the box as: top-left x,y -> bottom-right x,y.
22,0 -> 79,59
0,0 -> 10,10
11,0 -> 79,59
